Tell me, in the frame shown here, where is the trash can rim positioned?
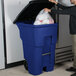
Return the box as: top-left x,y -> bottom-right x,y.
16,22 -> 58,28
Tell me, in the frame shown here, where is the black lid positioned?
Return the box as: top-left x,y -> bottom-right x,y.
13,0 -> 54,23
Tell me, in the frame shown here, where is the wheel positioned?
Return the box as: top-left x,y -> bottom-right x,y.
24,60 -> 28,70
43,67 -> 46,71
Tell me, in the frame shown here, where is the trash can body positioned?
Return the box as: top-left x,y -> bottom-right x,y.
14,0 -> 57,75
16,22 -> 57,75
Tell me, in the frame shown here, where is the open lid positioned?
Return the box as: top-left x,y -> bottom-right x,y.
13,0 -> 54,24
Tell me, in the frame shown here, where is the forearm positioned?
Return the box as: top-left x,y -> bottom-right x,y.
51,9 -> 72,15
56,3 -> 70,9
49,0 -> 70,9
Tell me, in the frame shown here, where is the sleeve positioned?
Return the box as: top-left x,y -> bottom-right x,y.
51,7 -> 74,15
57,3 -> 70,9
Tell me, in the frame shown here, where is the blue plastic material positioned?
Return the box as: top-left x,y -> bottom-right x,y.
16,21 -> 58,75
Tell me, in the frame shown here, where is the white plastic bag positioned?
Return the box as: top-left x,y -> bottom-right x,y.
34,9 -> 54,25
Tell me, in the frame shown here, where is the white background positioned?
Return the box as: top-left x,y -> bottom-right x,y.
0,0 -> 5,69
4,0 -> 30,64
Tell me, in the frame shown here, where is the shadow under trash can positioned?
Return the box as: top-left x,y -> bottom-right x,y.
13,0 -> 58,75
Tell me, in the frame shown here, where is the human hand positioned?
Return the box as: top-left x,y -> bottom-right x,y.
49,0 -> 58,5
44,8 -> 51,12
49,0 -> 55,3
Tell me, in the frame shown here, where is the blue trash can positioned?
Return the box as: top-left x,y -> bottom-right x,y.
14,1 -> 58,75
